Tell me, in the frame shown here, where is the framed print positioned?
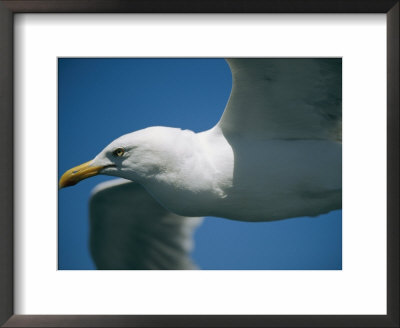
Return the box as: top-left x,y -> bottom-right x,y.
0,1 -> 398,327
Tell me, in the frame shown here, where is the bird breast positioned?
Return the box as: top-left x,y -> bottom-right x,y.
140,128 -> 234,216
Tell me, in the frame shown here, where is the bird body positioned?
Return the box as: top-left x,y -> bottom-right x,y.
95,125 -> 341,222
59,58 -> 342,269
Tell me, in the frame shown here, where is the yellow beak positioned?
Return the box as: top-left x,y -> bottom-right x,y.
59,160 -> 104,189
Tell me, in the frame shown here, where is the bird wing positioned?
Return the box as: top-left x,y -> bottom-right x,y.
89,179 -> 203,270
218,58 -> 342,141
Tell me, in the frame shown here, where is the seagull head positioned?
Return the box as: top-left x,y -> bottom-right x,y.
59,126 -> 189,189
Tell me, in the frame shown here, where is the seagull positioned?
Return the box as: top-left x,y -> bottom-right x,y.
59,58 -> 342,270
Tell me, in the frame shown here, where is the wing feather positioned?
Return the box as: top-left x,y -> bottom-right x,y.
219,58 -> 342,141
89,179 -> 202,270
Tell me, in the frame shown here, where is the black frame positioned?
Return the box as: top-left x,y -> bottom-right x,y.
0,1 -> 398,327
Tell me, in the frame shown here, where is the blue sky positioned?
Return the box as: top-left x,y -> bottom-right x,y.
58,58 -> 342,270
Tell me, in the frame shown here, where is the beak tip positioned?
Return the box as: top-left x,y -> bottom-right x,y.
58,160 -> 101,190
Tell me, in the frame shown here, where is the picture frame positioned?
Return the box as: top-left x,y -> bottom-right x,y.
0,0 -> 398,327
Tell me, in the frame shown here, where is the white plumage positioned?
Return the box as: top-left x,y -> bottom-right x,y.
60,58 -> 342,269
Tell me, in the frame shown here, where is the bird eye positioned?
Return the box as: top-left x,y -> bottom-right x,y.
113,147 -> 125,157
